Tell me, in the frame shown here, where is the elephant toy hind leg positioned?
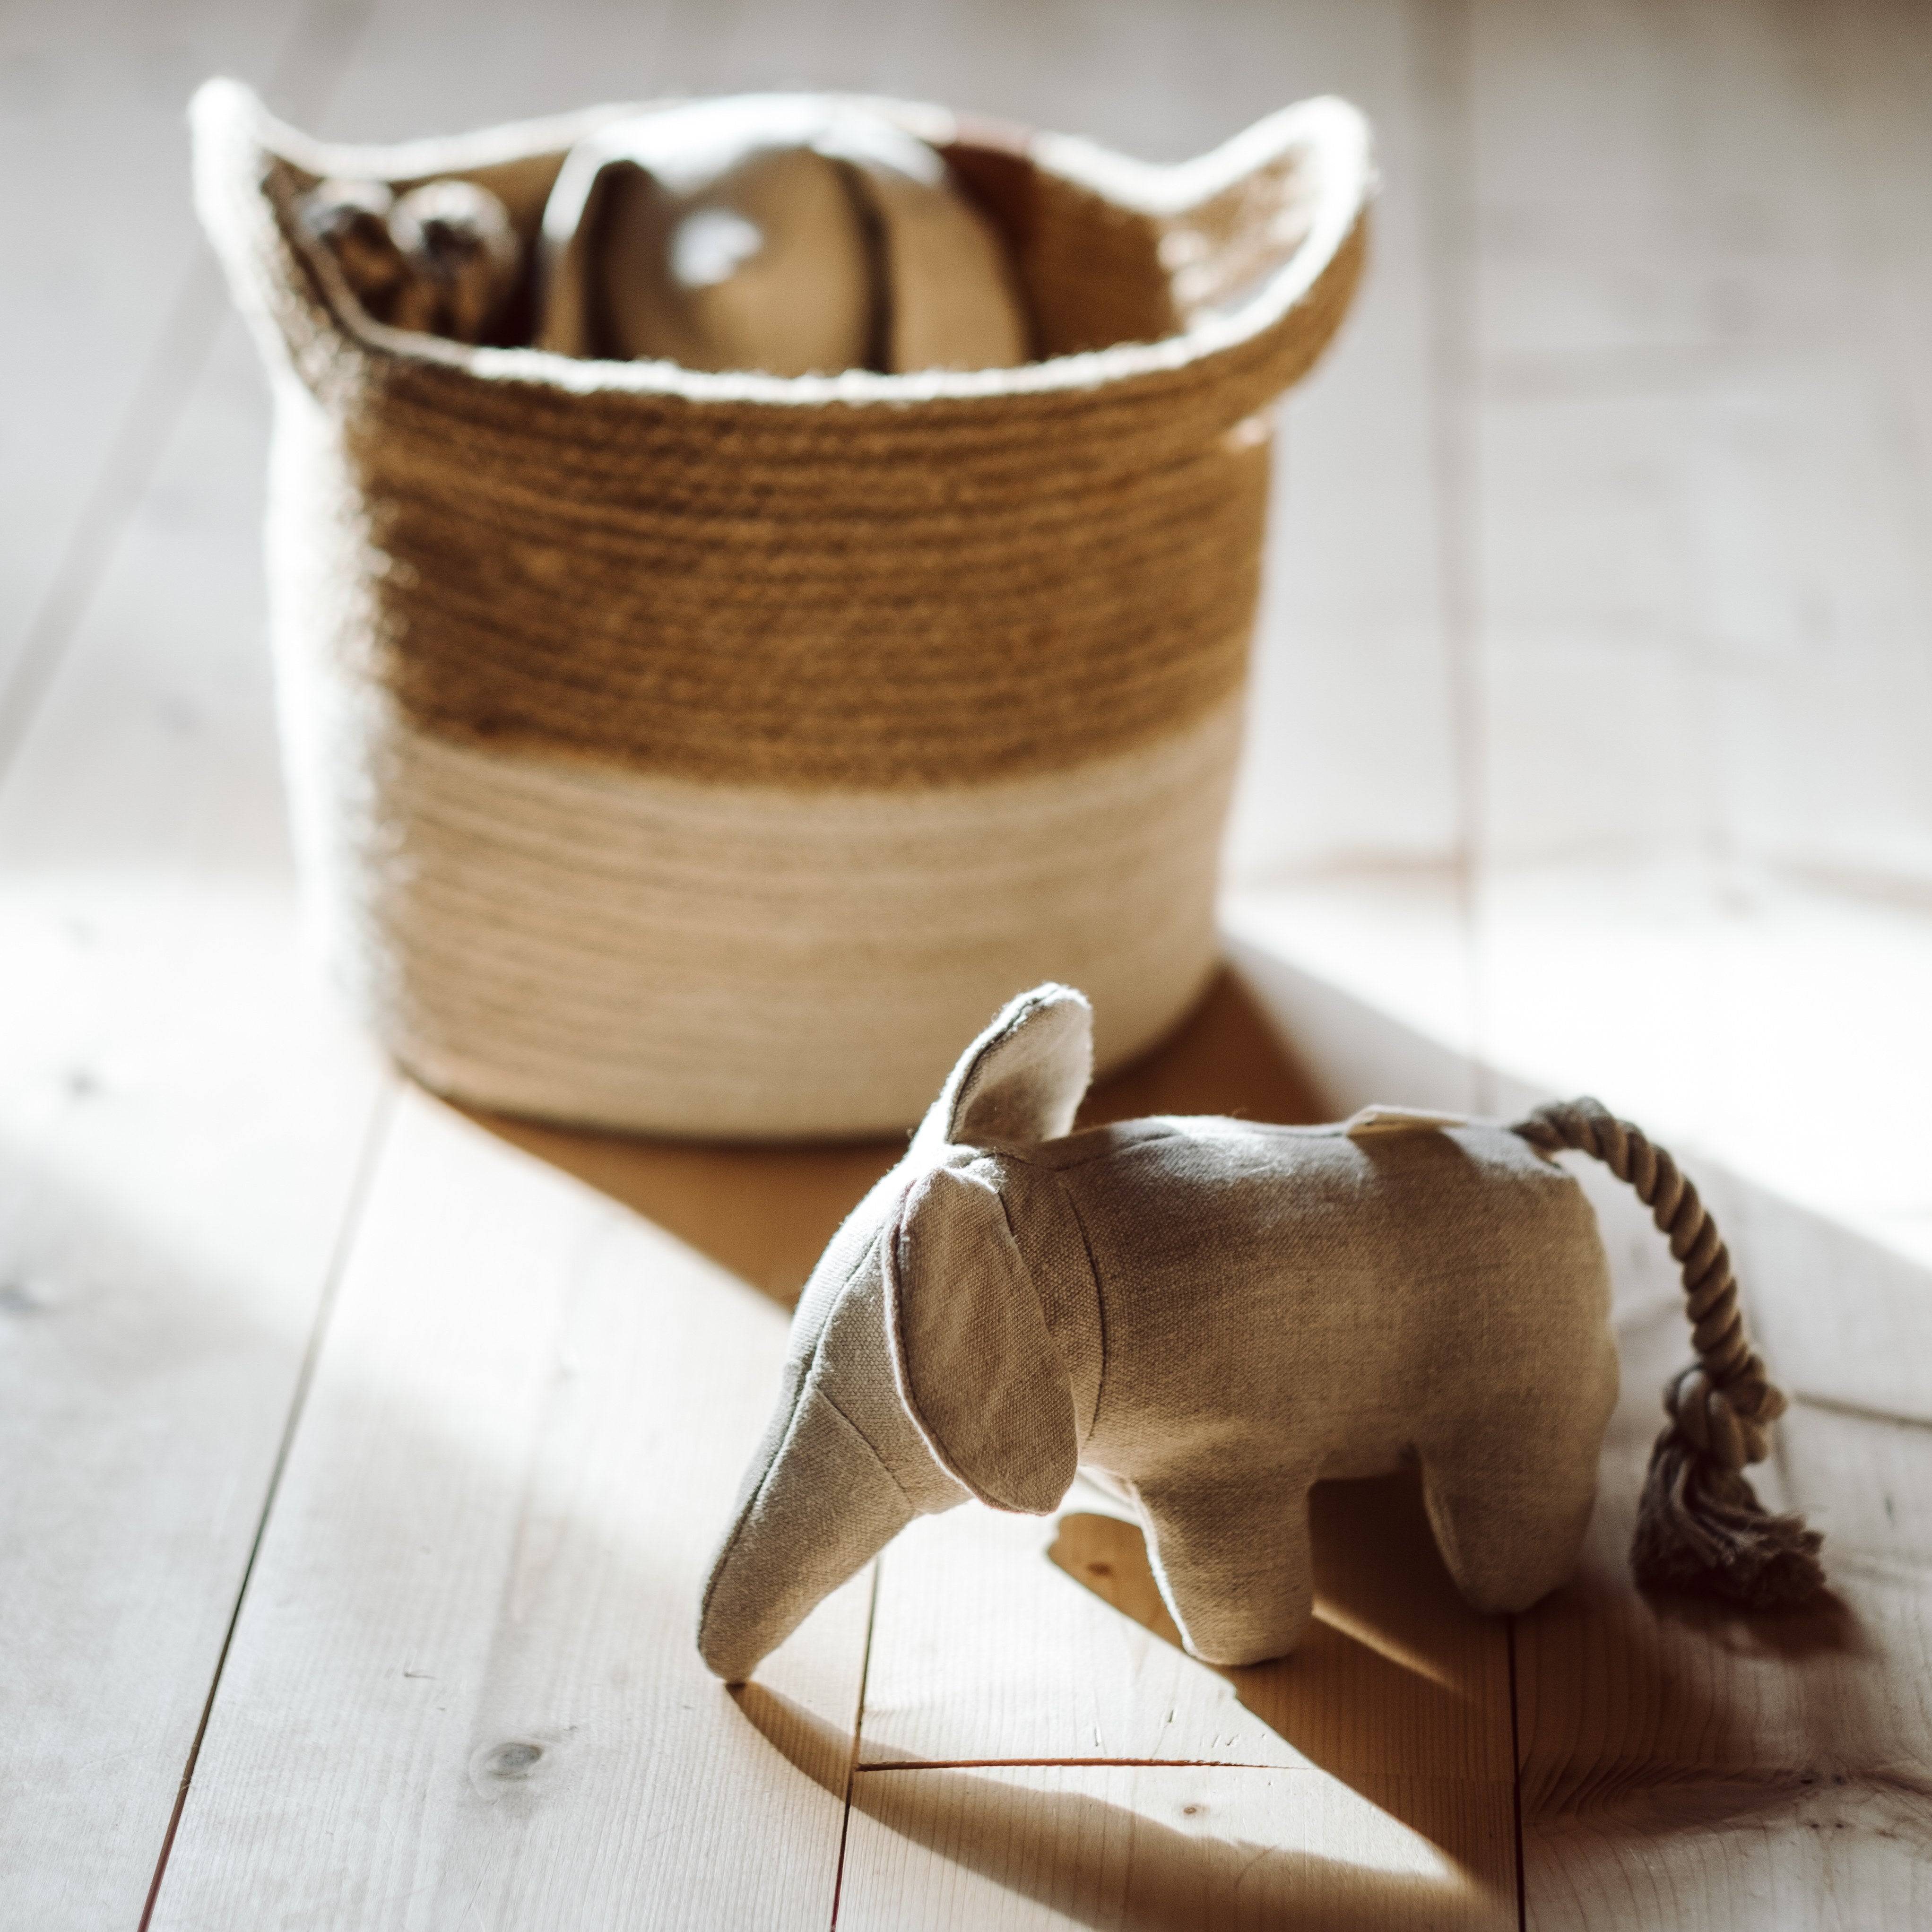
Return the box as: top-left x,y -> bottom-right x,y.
1419,1410 -> 1610,1615
1132,1470 -> 1318,1667
1412,1164 -> 1622,1617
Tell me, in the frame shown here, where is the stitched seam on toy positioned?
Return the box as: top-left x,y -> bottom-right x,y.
1047,1121 -> 1184,1170
1051,1170 -> 1109,1445
696,1354 -> 819,1631
810,1214 -> 929,1512
991,1176 -> 1082,1468
698,1221 -> 901,1630
698,1370 -> 915,1637
818,1385 -> 922,1510
1108,1129 -> 1194,1171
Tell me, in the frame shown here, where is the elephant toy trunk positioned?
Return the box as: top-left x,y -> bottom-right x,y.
1510,1097 -> 1826,1611
697,1382 -> 916,1684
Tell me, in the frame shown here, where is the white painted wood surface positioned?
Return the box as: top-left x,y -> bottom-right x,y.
0,319 -> 390,1923
1468,0 -> 1932,892
1514,1154 -> 1932,1932
148,1088 -> 875,1931
0,0 -> 374,765
6,0 -> 1932,1926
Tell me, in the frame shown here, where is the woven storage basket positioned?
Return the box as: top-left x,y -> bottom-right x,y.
193,80 -> 1371,1138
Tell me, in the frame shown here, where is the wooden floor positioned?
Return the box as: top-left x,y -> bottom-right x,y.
5,1 -> 1931,1926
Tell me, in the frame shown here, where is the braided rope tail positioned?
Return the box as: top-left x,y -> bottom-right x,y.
1511,1098 -> 1826,1611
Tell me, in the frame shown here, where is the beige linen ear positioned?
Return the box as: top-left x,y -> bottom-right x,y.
915,983 -> 1094,1153
885,1164 -> 1077,1514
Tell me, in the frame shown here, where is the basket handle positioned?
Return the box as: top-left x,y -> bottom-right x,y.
1027,96 -> 1375,388
192,78 -> 372,404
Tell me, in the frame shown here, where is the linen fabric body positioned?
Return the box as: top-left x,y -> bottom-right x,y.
699,986 -> 1620,1682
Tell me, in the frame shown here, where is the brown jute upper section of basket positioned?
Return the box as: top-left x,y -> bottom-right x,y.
207,93 -> 1368,790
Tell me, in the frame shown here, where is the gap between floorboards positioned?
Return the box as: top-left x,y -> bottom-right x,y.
136,1077 -> 399,1932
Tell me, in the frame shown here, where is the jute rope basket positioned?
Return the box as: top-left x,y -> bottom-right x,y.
193,79 -> 1372,1138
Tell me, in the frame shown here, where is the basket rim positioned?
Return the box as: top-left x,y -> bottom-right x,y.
192,77 -> 1375,412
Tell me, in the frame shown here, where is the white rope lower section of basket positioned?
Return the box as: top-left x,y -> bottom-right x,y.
280,670 -> 1242,1138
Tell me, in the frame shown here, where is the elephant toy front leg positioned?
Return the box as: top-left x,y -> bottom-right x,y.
1131,1469 -> 1318,1667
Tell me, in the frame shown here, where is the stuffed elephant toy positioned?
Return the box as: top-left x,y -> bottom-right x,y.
535,94 -> 1029,374
699,985 -> 1823,1682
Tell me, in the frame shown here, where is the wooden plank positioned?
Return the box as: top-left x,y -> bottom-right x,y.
839,1761 -> 1503,1932
0,0 -> 375,767
1467,0 -> 1932,887
1456,7 -> 1932,1914
326,0 -> 936,147
0,8 -> 407,1916
128,10 -> 902,1916
1521,1417 -> 1932,1928
321,0 -> 681,136
1228,0 -> 1471,885
148,1086 -> 874,1930
1515,1159 -> 1932,1928
843,1479 -> 1515,1919
1229,880 -> 1932,1930
858,1460 -> 1512,1780
0,319 -> 391,1926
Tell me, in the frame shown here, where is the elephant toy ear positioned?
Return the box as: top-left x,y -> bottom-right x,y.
884,1164 -> 1077,1516
914,983 -> 1094,1153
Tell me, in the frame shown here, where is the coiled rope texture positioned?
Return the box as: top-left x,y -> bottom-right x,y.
194,85 -> 1373,1135
1511,1097 -> 1825,1610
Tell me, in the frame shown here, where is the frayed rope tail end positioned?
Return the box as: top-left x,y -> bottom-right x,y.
1512,1097 -> 1827,1612
1630,1368 -> 1826,1611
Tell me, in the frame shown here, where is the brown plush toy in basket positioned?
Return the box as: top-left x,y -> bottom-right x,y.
193,80 -> 1372,1138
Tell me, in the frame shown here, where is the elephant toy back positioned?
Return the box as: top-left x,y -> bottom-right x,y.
698,985 -> 1823,1683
